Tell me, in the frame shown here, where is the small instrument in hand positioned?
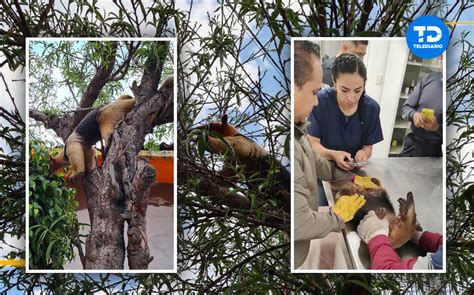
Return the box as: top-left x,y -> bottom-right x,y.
345,159 -> 369,168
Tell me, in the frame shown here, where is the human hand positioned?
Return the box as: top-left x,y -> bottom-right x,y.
332,150 -> 353,171
353,175 -> 381,190
332,194 -> 366,222
413,112 -> 425,129
355,150 -> 368,162
357,209 -> 389,244
422,116 -> 439,132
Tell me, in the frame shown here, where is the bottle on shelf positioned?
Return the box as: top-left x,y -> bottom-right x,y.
410,80 -> 416,92
404,86 -> 410,95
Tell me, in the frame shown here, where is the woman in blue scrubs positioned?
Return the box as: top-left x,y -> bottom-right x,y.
308,53 -> 383,171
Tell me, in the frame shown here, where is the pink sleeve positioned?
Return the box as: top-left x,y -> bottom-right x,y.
368,235 -> 417,270
418,231 -> 443,253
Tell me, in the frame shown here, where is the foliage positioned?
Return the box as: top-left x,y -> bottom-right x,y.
143,123 -> 174,151
444,32 -> 474,286
0,76 -> 25,262
0,0 -> 473,293
28,39 -> 174,148
28,141 -> 81,269
0,0 -> 178,71
28,40 -> 170,113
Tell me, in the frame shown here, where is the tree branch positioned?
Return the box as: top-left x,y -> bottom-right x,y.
72,42 -> 119,129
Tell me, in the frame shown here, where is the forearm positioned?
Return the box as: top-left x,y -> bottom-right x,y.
368,235 -> 417,269
418,231 -> 443,253
308,135 -> 335,160
400,104 -> 416,121
293,189 -> 344,241
401,85 -> 422,121
360,145 -> 372,159
313,150 -> 353,182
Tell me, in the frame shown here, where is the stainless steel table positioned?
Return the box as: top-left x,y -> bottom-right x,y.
323,157 -> 443,270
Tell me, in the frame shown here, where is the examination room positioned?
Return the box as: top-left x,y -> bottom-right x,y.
292,39 -> 444,271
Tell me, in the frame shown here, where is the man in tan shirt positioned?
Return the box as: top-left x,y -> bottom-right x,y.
293,41 -> 377,269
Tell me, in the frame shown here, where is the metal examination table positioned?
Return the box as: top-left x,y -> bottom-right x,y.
323,157 -> 443,270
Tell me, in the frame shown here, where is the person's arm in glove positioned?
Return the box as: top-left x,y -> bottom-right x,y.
353,175 -> 381,190
410,230 -> 444,270
357,210 -> 389,243
358,210 -> 417,269
332,194 -> 366,222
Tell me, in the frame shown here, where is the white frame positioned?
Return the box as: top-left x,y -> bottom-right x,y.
25,37 -> 178,274
290,37 -> 446,274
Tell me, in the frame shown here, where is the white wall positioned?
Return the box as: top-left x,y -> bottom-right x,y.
320,40 -> 343,63
365,41 -> 390,104
366,40 -> 408,157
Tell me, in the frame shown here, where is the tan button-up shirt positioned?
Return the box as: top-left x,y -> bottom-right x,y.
294,121 -> 353,269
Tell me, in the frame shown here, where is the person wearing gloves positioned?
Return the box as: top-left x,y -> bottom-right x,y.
357,211 -> 443,269
293,40 -> 380,269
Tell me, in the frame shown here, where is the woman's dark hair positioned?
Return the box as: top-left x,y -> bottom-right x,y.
331,53 -> 367,82
332,53 -> 368,143
294,41 -> 320,88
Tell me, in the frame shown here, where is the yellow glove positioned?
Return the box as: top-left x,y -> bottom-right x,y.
353,175 -> 380,190
332,194 -> 366,222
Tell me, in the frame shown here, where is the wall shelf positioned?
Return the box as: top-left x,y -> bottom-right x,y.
387,54 -> 441,157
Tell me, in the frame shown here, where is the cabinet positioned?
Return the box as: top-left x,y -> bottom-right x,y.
388,54 -> 442,157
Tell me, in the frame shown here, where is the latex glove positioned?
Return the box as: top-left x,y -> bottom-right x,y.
332,194 -> 366,222
353,175 -> 381,190
357,210 -> 389,244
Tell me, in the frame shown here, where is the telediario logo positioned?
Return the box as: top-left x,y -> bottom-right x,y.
406,16 -> 449,59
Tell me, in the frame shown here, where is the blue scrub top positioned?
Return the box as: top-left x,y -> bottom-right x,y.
307,88 -> 383,158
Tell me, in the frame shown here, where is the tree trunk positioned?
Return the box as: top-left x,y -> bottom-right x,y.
80,51 -> 173,268
83,169 -> 126,269
127,158 -> 156,269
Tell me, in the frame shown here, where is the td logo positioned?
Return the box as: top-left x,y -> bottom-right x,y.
413,26 -> 442,43
406,16 -> 449,59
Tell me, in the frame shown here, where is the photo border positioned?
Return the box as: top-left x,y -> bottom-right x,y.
25,37 -> 178,274
290,36 -> 446,274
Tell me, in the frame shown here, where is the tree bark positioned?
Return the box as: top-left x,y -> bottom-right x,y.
81,41 -> 173,269
81,77 -> 173,268
127,158 -> 156,269
83,168 -> 126,269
